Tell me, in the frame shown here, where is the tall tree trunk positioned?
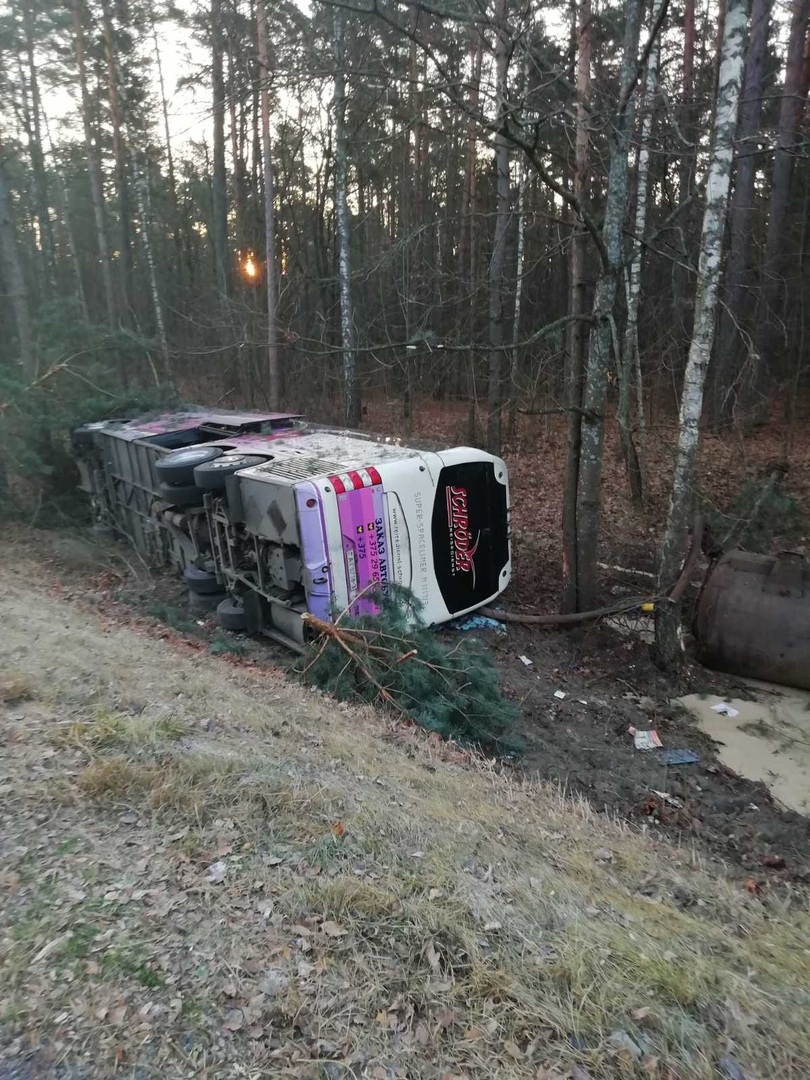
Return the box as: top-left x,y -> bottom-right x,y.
72,0 -> 117,330
150,11 -> 185,301
681,0 -> 695,200
655,0 -> 750,669
101,0 -> 133,323
102,5 -> 169,377
332,7 -> 361,428
458,28 -> 483,441
257,0 -> 280,406
712,0 -> 772,428
752,0 -> 810,419
487,0 -> 511,454
573,0 -> 642,612
0,155 -> 35,378
211,0 -> 230,299
562,0 -> 593,613
507,169 -> 528,439
674,0 -> 697,345
457,28 -> 483,307
132,151 -> 170,380
20,0 -> 55,298
228,39 -> 246,253
42,109 -> 88,322
620,0 -> 667,505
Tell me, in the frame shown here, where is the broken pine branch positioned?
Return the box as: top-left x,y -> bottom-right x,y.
299,586 -> 523,756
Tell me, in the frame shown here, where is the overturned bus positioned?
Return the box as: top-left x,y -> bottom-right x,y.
71,409 -> 511,650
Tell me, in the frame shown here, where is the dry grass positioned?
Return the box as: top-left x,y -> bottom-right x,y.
49,707 -> 191,751
1,550 -> 809,1078
0,671 -> 34,704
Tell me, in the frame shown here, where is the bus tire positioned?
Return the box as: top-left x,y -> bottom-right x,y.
193,454 -> 268,491
159,481 -> 203,507
216,597 -> 247,631
189,590 -> 227,613
183,566 -> 221,595
156,446 -> 224,486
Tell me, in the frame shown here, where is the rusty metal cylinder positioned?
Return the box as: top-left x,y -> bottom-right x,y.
694,550 -> 810,690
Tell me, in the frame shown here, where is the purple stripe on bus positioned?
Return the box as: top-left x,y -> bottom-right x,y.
336,482 -> 390,616
295,482 -> 332,621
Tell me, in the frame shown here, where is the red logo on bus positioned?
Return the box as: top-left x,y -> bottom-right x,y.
446,486 -> 480,587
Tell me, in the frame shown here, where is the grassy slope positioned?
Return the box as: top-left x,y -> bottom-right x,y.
0,547 -> 808,1079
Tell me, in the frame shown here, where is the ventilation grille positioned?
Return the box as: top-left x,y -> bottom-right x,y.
254,455 -> 349,481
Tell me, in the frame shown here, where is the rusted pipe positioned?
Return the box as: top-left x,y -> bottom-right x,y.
479,595 -> 655,627
483,515 -> 705,628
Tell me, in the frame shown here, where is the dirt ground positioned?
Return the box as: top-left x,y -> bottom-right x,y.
2,535 -> 809,1080
492,622 -> 810,882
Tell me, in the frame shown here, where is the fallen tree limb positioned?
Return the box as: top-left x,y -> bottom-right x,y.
300,587 -> 524,754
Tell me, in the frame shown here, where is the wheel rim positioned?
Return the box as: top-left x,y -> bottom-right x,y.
163,447 -> 222,467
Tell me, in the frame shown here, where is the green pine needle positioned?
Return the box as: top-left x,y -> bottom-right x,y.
299,585 -> 523,758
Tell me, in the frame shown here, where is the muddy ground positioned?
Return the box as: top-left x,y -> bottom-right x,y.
491,621 -> 809,882
12,525 -> 808,889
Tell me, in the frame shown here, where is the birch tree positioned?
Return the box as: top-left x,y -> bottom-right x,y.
573,0 -> 642,612
620,0 -> 667,506
257,0 -> 281,407
211,0 -> 230,299
150,9 -> 184,301
655,0 -> 750,669
332,5 -> 361,428
507,167 -> 528,438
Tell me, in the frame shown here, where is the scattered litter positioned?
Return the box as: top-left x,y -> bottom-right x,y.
578,699 -> 588,705
718,1055 -> 748,1080
450,614 -> 506,634
554,690 -> 567,700
206,860 -> 227,884
410,851 -> 426,859
658,748 -> 700,766
518,654 -> 533,667
711,701 -> 740,717
629,727 -> 663,751
652,790 -> 684,808
321,920 -> 347,938
595,847 -> 614,863
609,1029 -> 642,1060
